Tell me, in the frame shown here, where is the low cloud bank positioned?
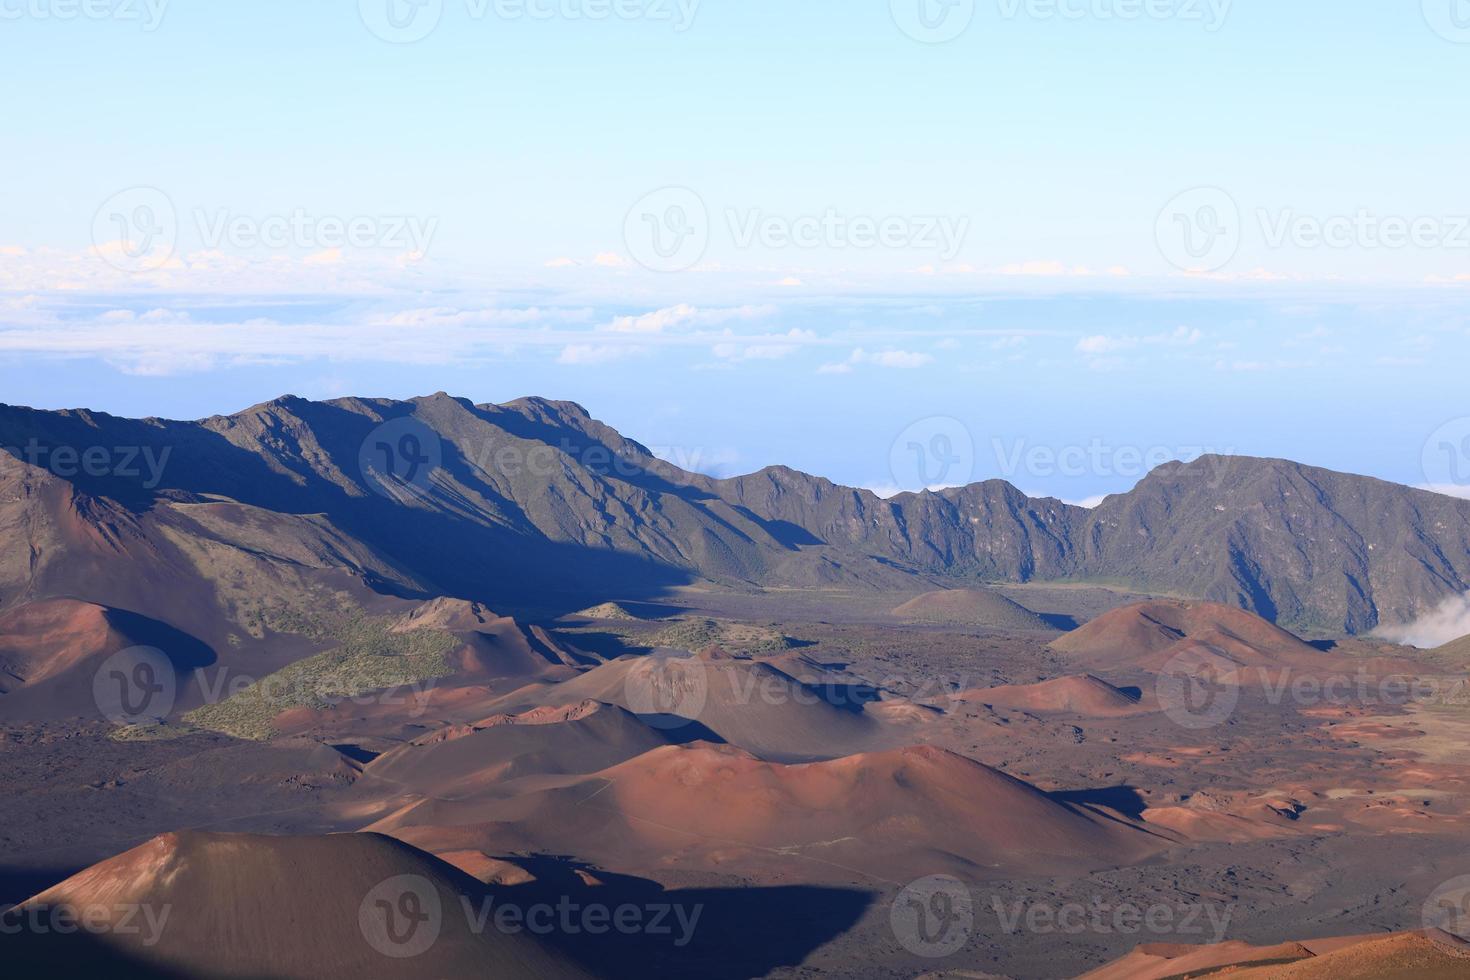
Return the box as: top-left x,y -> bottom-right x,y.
1378,591 -> 1470,648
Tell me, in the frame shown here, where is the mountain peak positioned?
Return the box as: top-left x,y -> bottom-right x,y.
3,396 -> 1469,634
502,395 -> 593,420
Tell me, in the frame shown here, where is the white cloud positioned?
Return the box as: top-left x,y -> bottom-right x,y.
110,350 -> 217,376
867,349 -> 933,368
1077,326 -> 1202,358
557,344 -> 639,365
607,304 -> 701,334
818,347 -> 934,374
592,252 -> 629,268
373,306 -> 563,328
100,308 -> 193,325
1376,591 -> 1470,648
605,304 -> 773,335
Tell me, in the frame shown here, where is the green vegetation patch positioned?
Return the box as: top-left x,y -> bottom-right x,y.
651,618 -> 793,654
572,602 -> 643,622
108,722 -> 202,743
185,614 -> 458,741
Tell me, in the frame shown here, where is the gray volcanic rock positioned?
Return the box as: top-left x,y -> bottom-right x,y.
1079,457 -> 1470,632
4,395 -> 1470,635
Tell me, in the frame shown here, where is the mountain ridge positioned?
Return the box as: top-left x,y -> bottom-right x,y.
3,393 -> 1469,635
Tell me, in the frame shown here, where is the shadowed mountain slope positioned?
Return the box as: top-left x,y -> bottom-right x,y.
5,395 -> 1470,634
1,831 -> 595,979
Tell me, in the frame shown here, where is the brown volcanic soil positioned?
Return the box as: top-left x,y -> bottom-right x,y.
1081,930 -> 1470,979
892,589 -> 1051,630
0,597 -> 219,722
1050,599 -> 1328,671
361,700 -> 675,795
3,830 -> 593,979
956,675 -> 1147,718
477,653 -> 891,763
6,589 -> 1470,979
1434,633 -> 1470,661
1222,931 -> 1470,978
0,598 -> 132,692
368,742 -> 1171,883
1077,937 -> 1319,979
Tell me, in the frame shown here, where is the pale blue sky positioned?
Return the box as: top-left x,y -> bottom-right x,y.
2,1 -> 1469,500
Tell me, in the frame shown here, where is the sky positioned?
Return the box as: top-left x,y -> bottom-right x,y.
2,0 -> 1469,502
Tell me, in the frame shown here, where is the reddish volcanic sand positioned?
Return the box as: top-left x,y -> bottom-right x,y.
0,597 -> 131,692
361,700 -> 673,796
478,653 -> 889,762
8,830 -> 591,979
1050,600 -> 1324,671
1082,930 -> 1470,979
369,743 -> 1172,882
956,675 -> 1146,717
